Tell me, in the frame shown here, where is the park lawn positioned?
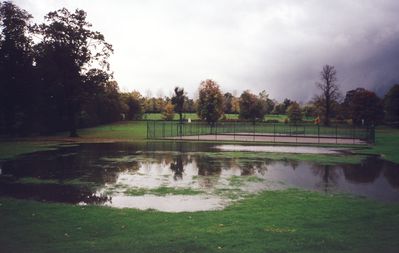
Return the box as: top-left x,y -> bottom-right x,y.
75,121 -> 148,140
0,189 -> 398,253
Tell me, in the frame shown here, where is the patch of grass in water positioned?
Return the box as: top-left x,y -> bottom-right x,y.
124,186 -> 204,196
17,177 -> 58,185
228,175 -> 264,187
204,151 -> 366,165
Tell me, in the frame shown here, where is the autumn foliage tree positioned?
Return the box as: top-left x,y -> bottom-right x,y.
287,102 -> 302,124
197,79 -> 224,124
342,88 -> 383,126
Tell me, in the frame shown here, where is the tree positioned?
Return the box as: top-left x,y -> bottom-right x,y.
162,102 -> 175,120
80,71 -> 124,126
316,65 -> 340,126
287,102 -> 302,124
36,8 -> 113,137
239,90 -> 266,122
171,87 -> 185,123
384,84 -> 399,126
223,92 -> 234,114
343,88 -> 383,126
0,1 -> 34,134
197,79 -> 224,124
122,91 -> 144,120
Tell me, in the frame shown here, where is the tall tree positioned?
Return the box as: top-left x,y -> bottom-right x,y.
36,8 -> 113,136
316,65 -> 340,126
383,84 -> 399,126
197,79 -> 224,124
171,87 -> 185,123
0,1 -> 34,134
223,92 -> 234,114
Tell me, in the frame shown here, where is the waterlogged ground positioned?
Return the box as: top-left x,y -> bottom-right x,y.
0,142 -> 398,212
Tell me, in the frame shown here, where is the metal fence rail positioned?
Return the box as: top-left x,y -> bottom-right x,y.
147,120 -> 375,144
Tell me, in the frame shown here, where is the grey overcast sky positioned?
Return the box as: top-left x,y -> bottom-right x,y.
14,0 -> 399,101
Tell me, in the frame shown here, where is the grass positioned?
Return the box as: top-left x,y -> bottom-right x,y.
1,189 -> 398,253
72,121 -> 147,140
0,141 -> 65,160
361,127 -> 399,163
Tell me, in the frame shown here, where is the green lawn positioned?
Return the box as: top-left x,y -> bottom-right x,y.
0,189 -> 398,253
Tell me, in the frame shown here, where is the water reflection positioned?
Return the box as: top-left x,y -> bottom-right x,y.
0,143 -> 398,211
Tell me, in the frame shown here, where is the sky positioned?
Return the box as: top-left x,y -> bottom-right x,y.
14,0 -> 399,101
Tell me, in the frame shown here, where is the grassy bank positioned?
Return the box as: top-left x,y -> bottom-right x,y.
0,189 -> 398,253
0,141 -> 68,160
362,127 -> 399,163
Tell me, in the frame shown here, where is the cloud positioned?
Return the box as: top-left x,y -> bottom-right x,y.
14,0 -> 399,101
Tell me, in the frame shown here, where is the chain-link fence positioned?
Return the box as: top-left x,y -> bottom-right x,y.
147,120 -> 375,144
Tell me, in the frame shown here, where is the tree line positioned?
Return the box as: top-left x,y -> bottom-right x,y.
1,2 -> 398,137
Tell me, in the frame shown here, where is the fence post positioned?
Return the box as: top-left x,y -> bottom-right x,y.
146,120 -> 149,139
370,124 -> 375,144
335,124 -> 338,144
253,122 -> 255,141
352,124 -> 356,144
215,122 -> 217,140
318,124 -> 320,144
233,121 -> 236,141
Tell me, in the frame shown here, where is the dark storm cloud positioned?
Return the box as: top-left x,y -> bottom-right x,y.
15,0 -> 399,101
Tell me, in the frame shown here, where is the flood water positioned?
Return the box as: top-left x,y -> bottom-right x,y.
0,142 -> 398,212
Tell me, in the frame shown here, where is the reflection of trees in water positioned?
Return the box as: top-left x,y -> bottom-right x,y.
342,157 -> 382,183
196,156 -> 223,188
311,165 -> 340,192
170,156 -> 184,180
239,159 -> 268,176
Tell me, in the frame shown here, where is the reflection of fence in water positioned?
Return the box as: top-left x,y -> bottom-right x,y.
146,120 -> 375,144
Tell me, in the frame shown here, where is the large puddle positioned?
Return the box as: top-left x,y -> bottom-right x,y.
0,142 -> 398,212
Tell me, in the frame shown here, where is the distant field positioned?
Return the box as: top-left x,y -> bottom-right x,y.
143,113 -> 303,122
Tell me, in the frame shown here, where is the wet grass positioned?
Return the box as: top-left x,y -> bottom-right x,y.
1,189 -> 398,253
17,177 -> 59,185
124,186 -> 204,196
0,141 -> 64,160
